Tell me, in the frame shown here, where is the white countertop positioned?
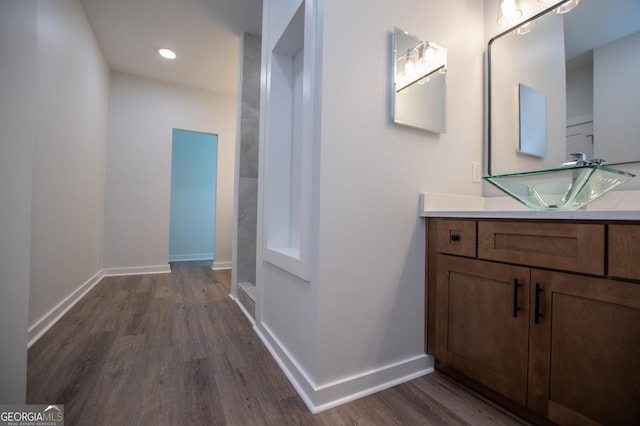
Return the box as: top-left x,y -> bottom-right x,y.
419,191 -> 640,221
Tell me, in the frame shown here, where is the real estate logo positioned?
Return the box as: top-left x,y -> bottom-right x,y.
0,405 -> 64,426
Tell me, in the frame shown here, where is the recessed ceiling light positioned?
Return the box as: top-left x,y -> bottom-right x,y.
158,48 -> 176,60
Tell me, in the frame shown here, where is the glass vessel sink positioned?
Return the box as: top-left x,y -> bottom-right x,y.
484,165 -> 636,211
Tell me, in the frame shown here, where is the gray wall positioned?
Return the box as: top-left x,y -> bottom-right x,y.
236,32 -> 262,285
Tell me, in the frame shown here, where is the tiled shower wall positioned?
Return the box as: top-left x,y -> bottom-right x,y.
236,32 -> 261,286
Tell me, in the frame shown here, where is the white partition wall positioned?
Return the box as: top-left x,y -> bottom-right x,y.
255,0 -> 483,412
256,0 -> 323,409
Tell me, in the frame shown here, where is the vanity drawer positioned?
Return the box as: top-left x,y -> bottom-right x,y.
435,219 -> 476,257
609,224 -> 640,281
478,221 -> 605,275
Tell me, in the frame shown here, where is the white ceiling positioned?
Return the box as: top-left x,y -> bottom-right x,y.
80,0 -> 263,95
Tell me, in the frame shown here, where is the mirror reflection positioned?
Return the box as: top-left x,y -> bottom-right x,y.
488,0 -> 640,175
393,27 -> 447,133
519,83 -> 547,158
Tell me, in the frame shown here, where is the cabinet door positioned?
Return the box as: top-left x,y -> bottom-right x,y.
609,224 -> 640,281
529,270 -> 640,425
435,255 -> 530,405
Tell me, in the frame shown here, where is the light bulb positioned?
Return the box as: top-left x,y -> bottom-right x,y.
425,45 -> 436,64
514,20 -> 537,35
435,48 -> 446,66
405,52 -> 415,77
497,0 -> 522,25
555,0 -> 580,14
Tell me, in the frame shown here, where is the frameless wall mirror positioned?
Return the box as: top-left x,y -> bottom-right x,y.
392,27 -> 447,133
488,0 -> 640,175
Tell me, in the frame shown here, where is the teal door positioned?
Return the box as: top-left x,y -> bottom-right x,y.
169,129 -> 218,262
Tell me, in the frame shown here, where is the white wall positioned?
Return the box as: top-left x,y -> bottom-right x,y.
593,31 -> 640,164
104,72 -> 236,272
318,0 -> 484,388
1,0 -> 110,398
0,0 -> 37,404
29,0 -> 110,338
257,0 -> 485,411
566,55 -> 593,125
256,1 -> 321,404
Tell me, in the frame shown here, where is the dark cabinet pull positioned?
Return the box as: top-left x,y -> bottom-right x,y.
450,234 -> 460,241
535,283 -> 543,324
513,279 -> 522,318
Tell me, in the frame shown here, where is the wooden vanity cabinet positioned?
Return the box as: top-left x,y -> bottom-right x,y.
435,255 -> 530,405
427,218 -> 640,425
528,269 -> 640,425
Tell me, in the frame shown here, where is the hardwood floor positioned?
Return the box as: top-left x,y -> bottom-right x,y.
27,261 -> 525,425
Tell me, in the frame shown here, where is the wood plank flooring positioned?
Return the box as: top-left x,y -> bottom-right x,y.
27,261 -> 526,425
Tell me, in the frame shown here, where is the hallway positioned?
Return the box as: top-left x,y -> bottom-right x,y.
27,262 -> 523,425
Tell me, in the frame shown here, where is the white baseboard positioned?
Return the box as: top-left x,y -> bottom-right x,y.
312,354 -> 434,413
254,323 -> 319,410
168,253 -> 213,262
230,294 -> 256,326
212,261 -> 232,270
103,264 -> 171,276
254,322 -> 434,413
28,269 -> 105,348
28,263 -> 178,348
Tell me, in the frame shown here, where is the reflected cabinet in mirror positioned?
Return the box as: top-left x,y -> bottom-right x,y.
393,28 -> 447,133
488,0 -> 640,175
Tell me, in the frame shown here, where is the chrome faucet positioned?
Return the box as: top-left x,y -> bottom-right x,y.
562,152 -> 607,167
562,152 -> 588,166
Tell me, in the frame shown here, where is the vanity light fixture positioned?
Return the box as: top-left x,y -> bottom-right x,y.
497,0 -> 523,25
554,0 -> 580,14
395,40 -> 447,93
538,0 -> 581,14
513,0 -> 580,36
514,20 -> 537,35
158,48 -> 177,60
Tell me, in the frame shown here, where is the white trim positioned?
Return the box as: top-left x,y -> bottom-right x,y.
230,294 -> 256,326
255,321 -> 434,413
167,253 -> 213,262
103,264 -> 171,276
263,247 -> 310,281
212,261 -> 232,270
28,270 -> 105,347
312,355 -> 434,413
254,322 -> 318,410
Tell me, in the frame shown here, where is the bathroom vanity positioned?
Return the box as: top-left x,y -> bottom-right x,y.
424,215 -> 640,425
426,2 -> 640,421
